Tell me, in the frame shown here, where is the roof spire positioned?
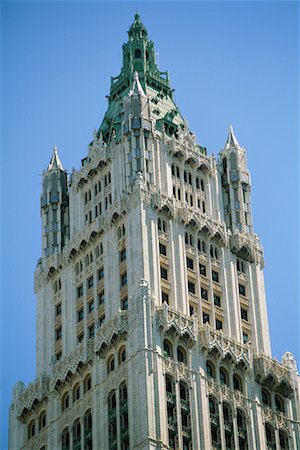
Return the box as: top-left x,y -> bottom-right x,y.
47,145 -> 63,171
130,71 -> 146,96
225,125 -> 241,150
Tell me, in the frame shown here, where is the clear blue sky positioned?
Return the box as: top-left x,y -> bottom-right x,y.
1,2 -> 299,448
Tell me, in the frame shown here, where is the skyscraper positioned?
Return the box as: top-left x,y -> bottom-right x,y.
9,13 -> 300,450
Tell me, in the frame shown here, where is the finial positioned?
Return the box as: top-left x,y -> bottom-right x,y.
225,124 -> 241,150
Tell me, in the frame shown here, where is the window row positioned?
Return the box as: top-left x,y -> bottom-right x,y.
206,361 -> 244,393
62,409 -> 92,450
61,374 -> 92,412
84,172 -> 111,205
171,164 -> 205,191
27,411 -> 47,439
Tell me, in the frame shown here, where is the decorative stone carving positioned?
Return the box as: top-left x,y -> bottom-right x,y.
16,375 -> 50,418
200,325 -> 251,368
95,311 -> 128,357
230,232 -> 264,268
253,354 -> 294,398
157,304 -> 197,347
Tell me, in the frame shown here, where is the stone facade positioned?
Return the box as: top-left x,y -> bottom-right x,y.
9,13 -> 300,450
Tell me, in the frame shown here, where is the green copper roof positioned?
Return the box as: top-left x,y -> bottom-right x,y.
97,14 -> 206,156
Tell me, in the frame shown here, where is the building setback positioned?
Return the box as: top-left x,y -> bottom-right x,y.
9,13 -> 300,450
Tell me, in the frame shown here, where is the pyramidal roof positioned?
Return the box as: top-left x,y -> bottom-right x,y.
129,71 -> 146,96
47,145 -> 63,171
224,125 -> 242,150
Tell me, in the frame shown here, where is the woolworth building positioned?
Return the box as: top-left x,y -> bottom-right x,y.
9,13 -> 300,450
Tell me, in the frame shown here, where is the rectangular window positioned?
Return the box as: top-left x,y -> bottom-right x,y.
56,303 -> 62,316
98,291 -> 105,305
216,319 -> 223,330
56,351 -> 62,361
87,276 -> 94,289
77,333 -> 84,344
121,272 -> 127,287
241,308 -> 248,321
160,266 -> 168,280
120,248 -> 126,262
95,205 -> 98,217
203,313 -> 210,324
98,267 -> 104,281
56,327 -> 62,341
201,287 -> 208,300
243,333 -> 249,344
121,297 -> 128,310
239,284 -> 246,297
186,257 -> 194,270
162,291 -> 169,304
77,284 -> 83,298
188,281 -> 195,294
159,243 -> 167,256
177,189 -> 181,201
77,309 -> 84,322
88,324 -> 95,338
214,294 -> 221,307
189,304 -> 195,316
88,301 -> 94,313
199,264 -> 206,276
212,270 -> 219,283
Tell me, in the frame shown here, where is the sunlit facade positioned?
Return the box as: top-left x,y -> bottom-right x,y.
9,14 -> 300,450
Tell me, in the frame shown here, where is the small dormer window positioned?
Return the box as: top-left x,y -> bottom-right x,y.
135,48 -> 142,58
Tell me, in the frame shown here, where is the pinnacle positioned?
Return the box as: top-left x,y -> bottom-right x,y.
47,145 -> 64,171
130,71 -> 146,96
225,125 -> 241,150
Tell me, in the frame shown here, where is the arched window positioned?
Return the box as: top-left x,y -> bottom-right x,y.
196,177 -> 200,189
108,390 -> 117,410
107,355 -> 115,373
185,232 -> 189,245
200,179 -> 204,191
179,381 -> 188,401
38,411 -> 46,430
84,410 -> 93,450
171,164 -> 175,176
108,390 -> 117,448
176,166 -> 180,178
262,388 -> 271,407
206,361 -> 215,378
73,419 -> 81,450
62,392 -> 69,411
223,403 -> 233,449
28,419 -> 35,439
84,374 -> 92,393
73,383 -> 80,402
189,234 -> 194,247
119,382 -> 128,403
177,346 -> 186,364
165,375 -> 174,394
279,430 -> 289,449
233,374 -> 243,392
163,339 -> 172,358
275,394 -> 285,413
62,428 -> 70,450
219,368 -> 228,385
119,346 -> 126,365
134,48 -> 142,58
209,396 -> 217,415
265,423 -> 276,449
184,171 -> 187,183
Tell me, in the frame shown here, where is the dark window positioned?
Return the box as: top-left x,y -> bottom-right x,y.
241,308 -> 248,321
216,319 -> 223,330
56,303 -> 62,316
134,48 -> 142,58
220,368 -> 227,385
98,315 -> 105,327
78,309 -> 84,322
177,347 -> 186,364
203,312 -> 210,324
87,276 -> 93,289
214,294 -> 221,307
159,243 -> 167,256
88,325 -> 95,338
121,272 -> 127,286
188,281 -> 195,294
77,284 -> 83,298
121,297 -> 128,310
212,270 -> 219,283
233,374 -> 242,392
88,301 -> 94,313
56,327 -> 62,341
160,267 -> 168,280
186,257 -> 194,270
239,284 -> 246,296
206,362 -> 214,378
201,287 -> 208,300
199,264 -> 206,276
120,248 -> 126,262
98,267 -> 104,280
162,291 -> 169,304
98,291 -> 105,305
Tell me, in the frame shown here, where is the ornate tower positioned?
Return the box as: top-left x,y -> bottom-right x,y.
9,14 -> 300,450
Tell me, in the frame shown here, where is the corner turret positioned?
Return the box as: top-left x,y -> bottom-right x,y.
220,126 -> 253,234
40,146 -> 69,256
